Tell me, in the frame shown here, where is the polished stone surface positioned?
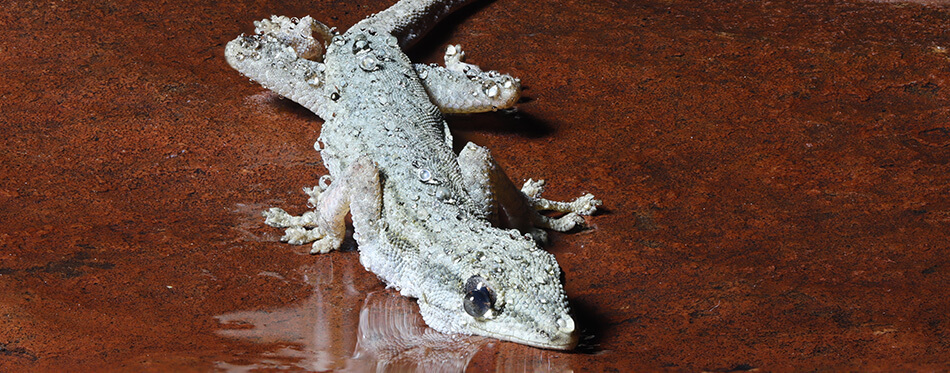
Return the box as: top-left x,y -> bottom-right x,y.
2,0 -> 949,370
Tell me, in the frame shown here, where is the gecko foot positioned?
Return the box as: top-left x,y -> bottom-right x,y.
521,179 -> 602,216
262,207 -> 342,254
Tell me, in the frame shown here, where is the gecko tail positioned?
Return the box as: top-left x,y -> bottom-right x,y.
359,0 -> 479,47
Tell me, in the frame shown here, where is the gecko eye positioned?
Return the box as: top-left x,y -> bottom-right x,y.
463,275 -> 496,320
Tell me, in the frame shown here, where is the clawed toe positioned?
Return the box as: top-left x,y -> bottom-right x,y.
571,194 -> 602,216
310,236 -> 340,254
263,207 -> 293,227
279,225 -> 324,245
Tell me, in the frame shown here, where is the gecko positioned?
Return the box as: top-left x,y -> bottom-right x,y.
224,0 -> 600,349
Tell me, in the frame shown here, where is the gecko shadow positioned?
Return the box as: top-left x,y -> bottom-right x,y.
405,0 -> 498,61
568,297 -> 610,355
448,105 -> 553,139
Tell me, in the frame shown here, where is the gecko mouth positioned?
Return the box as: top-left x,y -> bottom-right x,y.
485,328 -> 578,350
474,314 -> 578,350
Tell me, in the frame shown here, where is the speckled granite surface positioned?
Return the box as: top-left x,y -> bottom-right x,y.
1,0 -> 949,370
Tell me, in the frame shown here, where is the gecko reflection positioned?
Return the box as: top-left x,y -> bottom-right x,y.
215,283 -> 572,372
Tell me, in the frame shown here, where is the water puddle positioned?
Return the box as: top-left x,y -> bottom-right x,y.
214,263 -> 575,372
215,288 -> 489,371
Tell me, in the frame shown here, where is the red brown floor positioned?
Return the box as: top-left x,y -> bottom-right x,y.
2,0 -> 949,371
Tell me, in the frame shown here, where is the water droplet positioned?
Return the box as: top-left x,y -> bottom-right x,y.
313,139 -> 325,152
435,186 -> 454,204
359,55 -> 379,71
418,69 -> 428,79
483,81 -> 499,98
307,74 -> 322,87
353,34 -> 370,54
417,169 -> 432,183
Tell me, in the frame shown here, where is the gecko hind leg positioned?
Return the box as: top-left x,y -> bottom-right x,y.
520,178 -> 601,235
521,178 -> 600,216
224,15 -> 334,117
458,142 -> 601,243
263,157 -> 382,254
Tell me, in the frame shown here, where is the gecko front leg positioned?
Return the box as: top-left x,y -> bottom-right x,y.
264,157 -> 382,254
414,45 -> 521,113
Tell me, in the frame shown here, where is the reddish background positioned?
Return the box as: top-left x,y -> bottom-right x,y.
1,0 -> 949,370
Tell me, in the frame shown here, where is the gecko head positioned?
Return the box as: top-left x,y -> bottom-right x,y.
416,229 -> 578,350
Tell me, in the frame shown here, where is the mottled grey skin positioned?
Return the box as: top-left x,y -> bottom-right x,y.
224,0 -> 599,349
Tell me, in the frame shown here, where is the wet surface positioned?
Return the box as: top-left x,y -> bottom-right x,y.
2,0 -> 950,370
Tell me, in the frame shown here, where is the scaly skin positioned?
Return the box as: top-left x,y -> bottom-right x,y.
224,0 -> 600,349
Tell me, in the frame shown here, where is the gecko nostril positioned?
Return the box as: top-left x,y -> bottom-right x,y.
556,314 -> 575,333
